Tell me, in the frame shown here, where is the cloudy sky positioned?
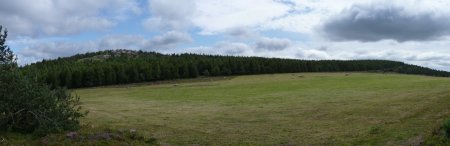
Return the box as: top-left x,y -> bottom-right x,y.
2,0 -> 450,71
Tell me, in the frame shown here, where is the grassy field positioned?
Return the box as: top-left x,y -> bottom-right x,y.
73,73 -> 450,145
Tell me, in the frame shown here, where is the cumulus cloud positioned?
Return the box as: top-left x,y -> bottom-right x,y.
192,0 -> 290,34
225,27 -> 257,38
321,3 -> 450,42
295,49 -> 331,60
179,37 -> 294,57
255,37 -> 292,51
148,31 -> 193,48
261,0 -> 363,34
143,0 -> 195,31
0,0 -> 141,37
17,41 -> 98,65
143,0 -> 291,34
215,42 -> 252,55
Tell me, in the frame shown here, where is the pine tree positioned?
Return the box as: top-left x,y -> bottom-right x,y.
181,64 -> 190,78
71,70 -> 82,88
96,67 -> 105,85
0,26 -> 15,66
143,65 -> 153,81
189,63 -> 199,78
202,70 -> 210,76
152,63 -> 161,79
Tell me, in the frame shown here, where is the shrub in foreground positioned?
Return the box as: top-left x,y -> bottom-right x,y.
0,25 -> 85,136
444,118 -> 450,138
0,70 -> 85,135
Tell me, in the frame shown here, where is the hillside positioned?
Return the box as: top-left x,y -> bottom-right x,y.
21,49 -> 450,89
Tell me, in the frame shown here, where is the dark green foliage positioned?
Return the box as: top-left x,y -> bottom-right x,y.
0,26 -> 85,136
424,118 -> 450,146
0,70 -> 85,135
189,63 -> 200,78
0,26 -> 15,66
202,69 -> 210,76
445,118 -> 450,138
21,49 -> 450,89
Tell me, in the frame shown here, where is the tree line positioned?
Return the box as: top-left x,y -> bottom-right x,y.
21,49 -> 450,89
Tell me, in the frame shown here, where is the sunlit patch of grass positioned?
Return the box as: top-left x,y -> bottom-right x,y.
73,73 -> 450,145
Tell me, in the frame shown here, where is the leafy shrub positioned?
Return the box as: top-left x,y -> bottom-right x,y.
0,26 -> 85,136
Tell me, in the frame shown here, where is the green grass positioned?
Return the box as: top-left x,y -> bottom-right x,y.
71,73 -> 450,145
6,73 -> 450,145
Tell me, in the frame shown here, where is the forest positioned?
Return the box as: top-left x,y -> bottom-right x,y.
21,49 -> 450,89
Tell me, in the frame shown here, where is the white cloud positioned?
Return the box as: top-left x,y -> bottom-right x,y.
193,0 -> 290,34
148,31 -> 193,48
143,0 -> 195,31
0,0 -> 141,37
18,41 -> 98,64
225,27 -> 258,39
295,49 -> 331,60
255,37 -> 292,51
215,42 -> 253,55
260,0 -> 361,34
144,0 -> 291,34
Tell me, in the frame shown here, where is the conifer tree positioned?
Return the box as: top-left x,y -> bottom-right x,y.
0,26 -> 85,135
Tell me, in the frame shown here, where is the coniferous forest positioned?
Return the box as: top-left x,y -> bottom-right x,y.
21,49 -> 450,89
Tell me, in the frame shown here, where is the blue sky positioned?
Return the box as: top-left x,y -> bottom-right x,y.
2,0 -> 450,71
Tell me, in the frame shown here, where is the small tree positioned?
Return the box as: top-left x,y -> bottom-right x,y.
0,26 -> 85,136
0,26 -> 15,67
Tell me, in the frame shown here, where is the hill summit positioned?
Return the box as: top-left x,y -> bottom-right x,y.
21,49 -> 450,89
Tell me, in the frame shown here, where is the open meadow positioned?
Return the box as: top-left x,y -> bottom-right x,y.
72,73 -> 450,145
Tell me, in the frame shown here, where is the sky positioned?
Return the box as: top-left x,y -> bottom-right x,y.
2,0 -> 450,71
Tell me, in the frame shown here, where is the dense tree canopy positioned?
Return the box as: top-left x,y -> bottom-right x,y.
21,50 -> 450,89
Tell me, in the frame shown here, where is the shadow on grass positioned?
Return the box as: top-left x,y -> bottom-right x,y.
0,126 -> 158,146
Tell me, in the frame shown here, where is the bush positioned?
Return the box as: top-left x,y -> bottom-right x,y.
0,25 -> 85,136
0,65 -> 86,136
444,118 -> 450,138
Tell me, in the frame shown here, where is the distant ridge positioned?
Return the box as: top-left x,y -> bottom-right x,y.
21,49 -> 450,89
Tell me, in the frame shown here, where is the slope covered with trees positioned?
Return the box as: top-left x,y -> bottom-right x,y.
21,50 -> 450,89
